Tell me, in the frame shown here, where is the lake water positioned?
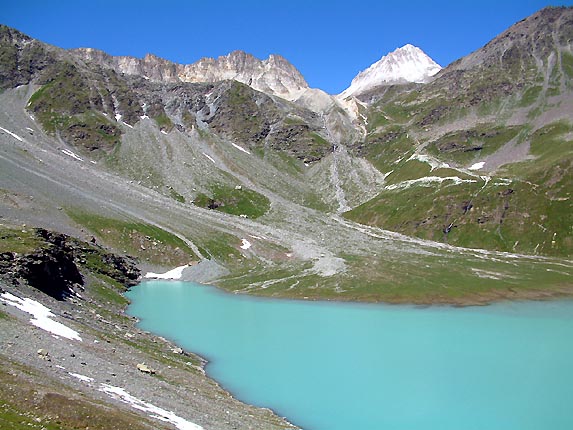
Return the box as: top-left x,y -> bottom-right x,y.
126,281 -> 573,430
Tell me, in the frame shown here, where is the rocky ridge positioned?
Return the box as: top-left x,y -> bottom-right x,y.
72,48 -> 310,101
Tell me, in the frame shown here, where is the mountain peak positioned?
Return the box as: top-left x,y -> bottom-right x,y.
339,44 -> 442,98
178,51 -> 309,100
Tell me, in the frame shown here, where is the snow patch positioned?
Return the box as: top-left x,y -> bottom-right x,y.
408,153 -> 450,171
202,153 -> 216,164
61,148 -> 84,162
468,162 -> 485,170
115,113 -> 122,122
0,292 -> 82,341
231,142 -> 251,154
240,239 -> 252,250
99,384 -> 204,430
69,372 -> 94,383
385,176 -> 477,191
161,130 -> 168,135
471,268 -> 504,280
144,265 -> 189,280
0,126 -> 24,142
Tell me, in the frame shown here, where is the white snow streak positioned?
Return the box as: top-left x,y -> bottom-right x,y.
231,142 -> 251,154
385,176 -> 477,191
144,265 -> 189,280
69,372 -> 94,383
240,239 -> 252,250
0,126 -> 24,142
202,152 -> 216,164
99,384 -> 204,430
61,148 -> 84,161
0,292 -> 82,341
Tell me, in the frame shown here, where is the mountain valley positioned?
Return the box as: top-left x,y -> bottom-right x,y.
1,5 -> 573,430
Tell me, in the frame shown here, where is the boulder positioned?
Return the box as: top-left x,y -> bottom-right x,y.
136,363 -> 156,374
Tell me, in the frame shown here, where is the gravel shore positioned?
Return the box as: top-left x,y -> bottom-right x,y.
0,279 -> 297,430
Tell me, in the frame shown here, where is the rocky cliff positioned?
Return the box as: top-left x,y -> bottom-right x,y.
71,47 -> 310,101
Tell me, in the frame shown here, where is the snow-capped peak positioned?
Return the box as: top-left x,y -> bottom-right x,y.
339,44 -> 442,98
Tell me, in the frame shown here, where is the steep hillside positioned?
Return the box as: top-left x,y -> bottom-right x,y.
346,6 -> 573,257
0,25 -> 375,214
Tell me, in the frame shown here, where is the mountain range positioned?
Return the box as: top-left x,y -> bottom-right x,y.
1,5 -> 572,291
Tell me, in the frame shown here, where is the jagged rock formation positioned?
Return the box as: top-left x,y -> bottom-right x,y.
72,48 -> 310,101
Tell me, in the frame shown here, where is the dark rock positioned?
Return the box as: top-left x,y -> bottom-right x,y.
17,244 -> 83,300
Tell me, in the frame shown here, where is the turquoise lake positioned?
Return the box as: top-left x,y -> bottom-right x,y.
126,281 -> 573,430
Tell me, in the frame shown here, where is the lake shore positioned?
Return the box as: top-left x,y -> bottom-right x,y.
0,278 -> 297,430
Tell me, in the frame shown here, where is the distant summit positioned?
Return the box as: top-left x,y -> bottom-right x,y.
339,44 -> 441,98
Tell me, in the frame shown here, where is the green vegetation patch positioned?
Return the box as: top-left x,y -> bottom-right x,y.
562,51 -> 573,79
27,63 -> 121,152
195,232 -> 244,264
425,125 -> 523,166
193,184 -> 270,218
0,225 -> 43,255
359,126 -> 415,172
154,112 -> 174,131
518,85 -> 543,107
89,273 -> 129,307
66,210 -> 197,265
168,187 -> 186,203
215,249 -> 573,305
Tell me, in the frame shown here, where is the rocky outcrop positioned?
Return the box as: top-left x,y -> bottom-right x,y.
16,242 -> 83,300
0,25 -> 57,90
178,50 -> 309,100
0,228 -> 140,300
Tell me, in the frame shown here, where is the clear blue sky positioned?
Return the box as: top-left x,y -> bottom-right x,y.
2,0 -> 572,94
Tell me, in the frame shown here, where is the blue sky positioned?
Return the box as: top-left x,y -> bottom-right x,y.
3,0 -> 572,93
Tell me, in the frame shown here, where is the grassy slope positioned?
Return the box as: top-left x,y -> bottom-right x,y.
65,210 -> 198,266
346,37 -> 573,257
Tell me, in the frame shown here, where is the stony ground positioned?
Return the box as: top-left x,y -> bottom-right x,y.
0,279 -> 296,430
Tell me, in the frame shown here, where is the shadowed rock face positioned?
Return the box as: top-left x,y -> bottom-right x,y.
0,229 -> 140,300
17,244 -> 83,300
